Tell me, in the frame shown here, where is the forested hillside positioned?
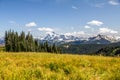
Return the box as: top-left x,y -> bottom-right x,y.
60,42 -> 120,56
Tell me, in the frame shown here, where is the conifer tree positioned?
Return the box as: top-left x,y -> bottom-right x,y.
5,31 -> 8,51
18,31 -> 25,51
34,39 -> 39,52
5,30 -> 61,53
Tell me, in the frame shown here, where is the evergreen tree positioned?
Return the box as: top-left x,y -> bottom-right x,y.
52,43 -> 57,53
14,32 -> 19,52
5,31 -> 8,51
34,39 -> 39,52
26,32 -> 35,52
19,31 -> 26,52
5,30 -> 61,53
8,30 -> 13,52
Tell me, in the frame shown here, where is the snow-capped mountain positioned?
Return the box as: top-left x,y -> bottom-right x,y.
41,32 -> 120,44
0,32 -> 120,45
42,32 -> 87,43
87,34 -> 117,44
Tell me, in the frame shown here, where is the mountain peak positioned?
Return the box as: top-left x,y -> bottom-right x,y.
88,34 -> 117,43
39,32 -> 120,44
46,32 -> 58,35
96,34 -> 107,39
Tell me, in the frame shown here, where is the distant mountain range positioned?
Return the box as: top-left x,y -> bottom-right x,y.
0,32 -> 120,45
1,33 -> 120,55
41,32 -> 120,44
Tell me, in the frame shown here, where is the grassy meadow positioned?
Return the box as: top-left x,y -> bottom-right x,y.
0,52 -> 120,80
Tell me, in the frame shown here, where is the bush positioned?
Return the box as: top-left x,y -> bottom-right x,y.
111,48 -> 120,56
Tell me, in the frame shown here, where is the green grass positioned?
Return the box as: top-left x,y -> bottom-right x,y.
0,52 -> 120,80
0,47 -> 5,52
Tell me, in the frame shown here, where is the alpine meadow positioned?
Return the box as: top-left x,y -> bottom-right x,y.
0,0 -> 120,80
0,52 -> 120,80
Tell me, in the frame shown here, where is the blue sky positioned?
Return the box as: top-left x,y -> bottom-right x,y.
0,0 -> 120,37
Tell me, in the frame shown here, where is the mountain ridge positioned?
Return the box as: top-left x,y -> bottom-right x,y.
41,32 -> 120,44
0,33 -> 120,45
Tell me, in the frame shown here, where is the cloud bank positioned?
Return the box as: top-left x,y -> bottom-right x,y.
99,27 -> 118,34
25,22 -> 37,27
38,27 -> 54,32
87,20 -> 103,26
109,0 -> 120,5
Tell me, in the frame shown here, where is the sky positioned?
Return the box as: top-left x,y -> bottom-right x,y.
0,0 -> 120,37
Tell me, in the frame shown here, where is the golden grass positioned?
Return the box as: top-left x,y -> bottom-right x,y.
0,52 -> 120,80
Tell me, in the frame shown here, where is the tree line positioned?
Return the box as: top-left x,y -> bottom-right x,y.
5,30 -> 61,53
61,43 -> 120,56
96,46 -> 120,56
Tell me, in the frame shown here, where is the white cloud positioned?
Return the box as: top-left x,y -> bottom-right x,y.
84,25 -> 91,29
65,31 -> 85,36
72,6 -> 78,10
87,20 -> 103,26
38,27 -> 54,32
109,0 -> 120,5
25,22 -> 37,27
99,27 -> 118,34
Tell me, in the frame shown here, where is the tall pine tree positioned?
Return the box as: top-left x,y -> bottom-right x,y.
5,30 -> 61,53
